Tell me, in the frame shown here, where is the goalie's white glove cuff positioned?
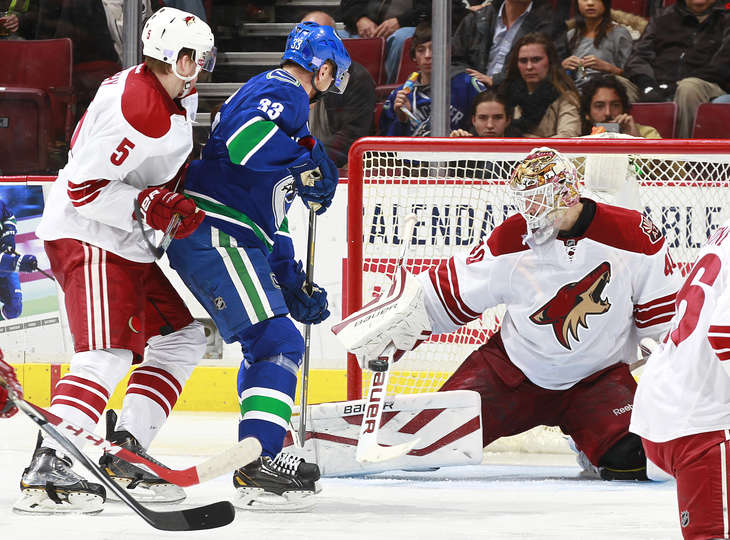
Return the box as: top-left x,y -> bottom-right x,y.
331,267 -> 432,369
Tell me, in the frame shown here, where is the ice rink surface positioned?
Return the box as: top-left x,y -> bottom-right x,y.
0,411 -> 682,540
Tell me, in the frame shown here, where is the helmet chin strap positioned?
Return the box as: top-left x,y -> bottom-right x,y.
172,60 -> 200,83
309,71 -> 325,104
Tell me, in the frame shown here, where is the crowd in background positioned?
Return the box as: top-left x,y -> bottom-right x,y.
2,0 -> 729,172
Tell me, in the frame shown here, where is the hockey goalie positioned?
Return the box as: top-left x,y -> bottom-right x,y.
327,147 -> 682,480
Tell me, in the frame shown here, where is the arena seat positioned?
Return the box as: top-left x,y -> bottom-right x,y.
630,102 -> 677,138
375,37 -> 418,101
374,102 -> 385,135
691,103 -> 730,139
394,37 -> 418,84
343,38 -> 385,85
0,38 -> 74,151
0,88 -> 50,174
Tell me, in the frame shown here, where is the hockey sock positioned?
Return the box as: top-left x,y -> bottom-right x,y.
237,355 -> 297,458
117,365 -> 184,449
44,349 -> 132,452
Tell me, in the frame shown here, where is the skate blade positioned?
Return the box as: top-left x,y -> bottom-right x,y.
13,488 -> 104,515
233,487 -> 316,513
106,477 -> 186,504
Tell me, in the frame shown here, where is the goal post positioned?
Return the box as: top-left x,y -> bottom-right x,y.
345,137 -> 730,401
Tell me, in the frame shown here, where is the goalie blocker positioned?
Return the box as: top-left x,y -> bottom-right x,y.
284,390 -> 482,476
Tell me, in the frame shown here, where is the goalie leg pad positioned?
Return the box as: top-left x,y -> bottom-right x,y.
283,390 -> 483,476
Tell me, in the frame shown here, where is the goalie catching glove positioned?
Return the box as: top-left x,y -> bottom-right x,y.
331,266 -> 432,370
137,186 -> 204,239
289,137 -> 338,215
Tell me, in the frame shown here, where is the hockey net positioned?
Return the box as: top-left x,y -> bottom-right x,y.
345,138 -> 730,410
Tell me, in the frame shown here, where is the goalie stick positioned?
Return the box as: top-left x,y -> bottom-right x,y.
133,199 -> 181,259
355,213 -> 421,463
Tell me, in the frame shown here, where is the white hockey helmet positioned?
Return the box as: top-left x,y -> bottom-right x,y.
141,7 -> 216,82
509,147 -> 581,244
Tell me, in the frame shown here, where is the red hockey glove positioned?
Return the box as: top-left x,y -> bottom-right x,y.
136,187 -> 204,239
0,349 -> 22,418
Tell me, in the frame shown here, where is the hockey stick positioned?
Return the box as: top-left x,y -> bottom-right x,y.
7,249 -> 55,281
133,199 -> 181,260
297,208 -> 317,447
7,393 -> 239,531
13,396 -> 260,488
355,213 -> 421,463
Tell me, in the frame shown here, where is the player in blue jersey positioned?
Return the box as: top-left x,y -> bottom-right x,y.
380,22 -> 486,136
0,200 -> 36,320
166,21 -> 350,510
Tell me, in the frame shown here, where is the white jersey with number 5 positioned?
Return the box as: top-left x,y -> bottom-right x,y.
632,220 -> 730,443
36,64 -> 196,262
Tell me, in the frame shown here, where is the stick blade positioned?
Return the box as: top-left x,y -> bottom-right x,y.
168,501 -> 236,531
356,438 -> 421,464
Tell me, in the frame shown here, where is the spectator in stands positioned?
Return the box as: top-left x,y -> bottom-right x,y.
499,32 -> 581,137
558,0 -> 639,102
379,22 -> 486,137
339,0 -> 429,83
48,0 -> 123,126
0,0 -> 35,39
623,0 -> 730,138
580,75 -> 661,137
450,88 -> 517,137
302,10 -> 376,167
451,0 -> 562,89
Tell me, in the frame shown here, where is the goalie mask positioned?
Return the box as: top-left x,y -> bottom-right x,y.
509,147 -> 581,244
142,7 -> 216,83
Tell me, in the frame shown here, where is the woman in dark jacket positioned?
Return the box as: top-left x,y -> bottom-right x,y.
499,32 -> 581,137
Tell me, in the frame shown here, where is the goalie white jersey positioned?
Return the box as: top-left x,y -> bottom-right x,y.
418,200 -> 681,390
632,220 -> 730,443
36,64 -> 196,262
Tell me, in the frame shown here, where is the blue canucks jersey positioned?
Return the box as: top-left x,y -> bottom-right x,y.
380,72 -> 486,137
184,68 -> 314,251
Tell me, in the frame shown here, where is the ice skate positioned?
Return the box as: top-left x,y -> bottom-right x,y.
99,410 -> 185,503
13,447 -> 106,514
233,452 -> 320,512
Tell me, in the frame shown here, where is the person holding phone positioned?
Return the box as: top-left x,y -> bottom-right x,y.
580,75 -> 661,137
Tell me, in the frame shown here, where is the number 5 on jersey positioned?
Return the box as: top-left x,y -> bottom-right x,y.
111,137 -> 135,166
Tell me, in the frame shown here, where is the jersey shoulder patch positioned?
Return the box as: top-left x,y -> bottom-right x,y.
587,202 -> 664,255
121,66 -> 184,139
265,69 -> 301,87
487,214 -> 530,256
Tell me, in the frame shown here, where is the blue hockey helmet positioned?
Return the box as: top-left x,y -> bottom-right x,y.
281,22 -> 351,94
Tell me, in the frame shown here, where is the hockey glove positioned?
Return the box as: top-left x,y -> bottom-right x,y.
0,222 -> 16,253
289,138 -> 338,215
278,260 -> 330,324
137,186 -> 204,239
0,350 -> 22,418
0,252 -> 36,274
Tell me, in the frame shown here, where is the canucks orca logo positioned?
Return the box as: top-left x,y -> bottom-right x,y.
529,262 -> 612,350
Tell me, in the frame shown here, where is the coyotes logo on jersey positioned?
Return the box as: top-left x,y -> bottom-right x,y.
529,262 -> 612,350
